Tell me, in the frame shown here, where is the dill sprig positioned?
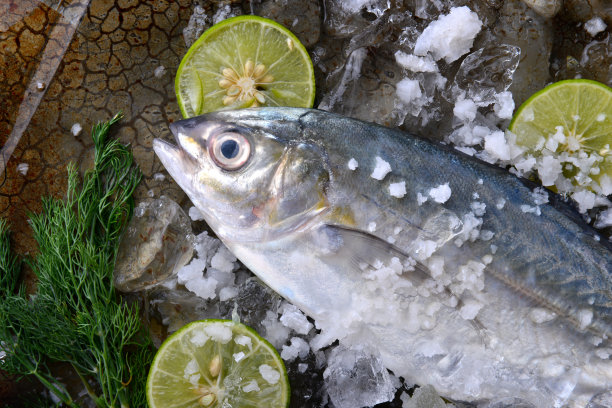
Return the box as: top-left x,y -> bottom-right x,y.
0,218 -> 21,297
0,113 -> 154,407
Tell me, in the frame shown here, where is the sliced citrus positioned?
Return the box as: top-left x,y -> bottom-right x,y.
147,319 -> 290,408
176,15 -> 315,118
509,79 -> 612,193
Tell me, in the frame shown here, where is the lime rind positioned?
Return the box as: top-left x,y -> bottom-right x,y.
510,80 -> 611,126
510,79 -> 612,149
147,319 -> 290,408
509,79 -> 612,191
176,15 -> 315,118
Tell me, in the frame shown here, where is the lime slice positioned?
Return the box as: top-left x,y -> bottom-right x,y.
176,15 -> 315,117
509,79 -> 612,192
147,319 -> 290,408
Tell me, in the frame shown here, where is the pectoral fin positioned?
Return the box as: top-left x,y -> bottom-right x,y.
312,224 -> 431,284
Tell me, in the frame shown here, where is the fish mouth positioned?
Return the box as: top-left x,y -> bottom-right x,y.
166,120 -> 204,162
152,137 -> 199,180
168,120 -> 193,145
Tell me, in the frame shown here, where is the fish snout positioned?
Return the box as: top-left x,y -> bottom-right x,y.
168,122 -> 208,161
168,121 -> 187,142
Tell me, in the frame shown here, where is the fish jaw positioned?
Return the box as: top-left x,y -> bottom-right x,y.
152,138 -> 199,199
155,108 -> 612,406
155,112 -> 332,243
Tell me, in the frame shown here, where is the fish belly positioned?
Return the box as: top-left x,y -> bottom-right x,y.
228,229 -> 612,407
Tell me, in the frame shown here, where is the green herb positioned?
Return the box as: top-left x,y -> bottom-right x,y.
0,113 -> 154,407
0,217 -> 21,296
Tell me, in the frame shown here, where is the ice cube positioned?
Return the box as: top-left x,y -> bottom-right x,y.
210,245 -> 237,273
410,0 -> 444,20
459,299 -> 483,320
71,123 -> 82,136
114,197 -> 194,292
178,259 -> 217,300
595,208 -> 612,229
395,51 -> 438,73
417,192 -> 428,205
323,345 -> 397,408
396,78 -> 423,104
572,190 -> 597,213
279,303 -> 313,335
204,322 -> 232,343
323,0 -> 390,37
450,45 -> 521,107
243,379 -> 260,393
588,391 -> 612,408
599,174 -> 612,196
318,48 -> 403,126
531,187 -> 549,206
484,131 -> 513,162
389,181 -> 407,198
259,364 -> 281,384
414,6 -> 483,64
281,337 -> 310,361
219,286 -> 238,301
183,5 -> 209,47
494,91 -> 515,119
318,11 -> 421,127
153,65 -> 165,78
371,156 -> 392,180
188,206 -> 205,221
148,287 -> 212,336
16,163 -> 29,176
193,231 -> 222,262
580,38 -> 612,87
401,385 -> 447,408
486,397 -> 537,407
212,4 -> 233,24
521,0 -> 561,18
177,234 -> 238,301
453,97 -> 477,122
470,201 -> 486,217
262,310 -> 291,350
529,308 -> 556,324
218,278 -> 283,336
428,183 -> 451,203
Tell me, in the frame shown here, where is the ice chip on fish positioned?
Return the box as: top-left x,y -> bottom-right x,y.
153,107 -> 612,407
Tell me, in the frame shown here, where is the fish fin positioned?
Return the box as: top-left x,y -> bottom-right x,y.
318,225 -> 492,342
316,224 -> 431,284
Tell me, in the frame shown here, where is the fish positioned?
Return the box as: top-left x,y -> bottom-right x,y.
153,107 -> 612,407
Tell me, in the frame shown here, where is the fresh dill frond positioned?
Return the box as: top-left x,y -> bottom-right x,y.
0,218 -> 21,296
0,113 -> 154,407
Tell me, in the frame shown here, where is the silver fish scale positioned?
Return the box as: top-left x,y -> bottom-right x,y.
296,109 -> 612,339
154,107 -> 612,406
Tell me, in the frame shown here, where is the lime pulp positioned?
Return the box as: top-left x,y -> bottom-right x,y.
146,319 -> 290,408
176,15 -> 315,118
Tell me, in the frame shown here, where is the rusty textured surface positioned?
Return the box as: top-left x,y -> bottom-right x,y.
0,0 -> 194,258
0,0 -> 196,404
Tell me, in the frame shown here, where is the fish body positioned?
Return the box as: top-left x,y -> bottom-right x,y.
154,108 -> 612,407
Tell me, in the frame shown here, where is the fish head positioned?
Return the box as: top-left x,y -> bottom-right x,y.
153,108 -> 331,242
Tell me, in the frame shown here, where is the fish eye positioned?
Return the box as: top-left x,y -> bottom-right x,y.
208,131 -> 251,170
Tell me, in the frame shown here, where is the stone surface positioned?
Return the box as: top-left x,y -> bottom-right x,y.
493,0 -> 554,106
255,0 -> 321,48
1,0 -> 190,257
